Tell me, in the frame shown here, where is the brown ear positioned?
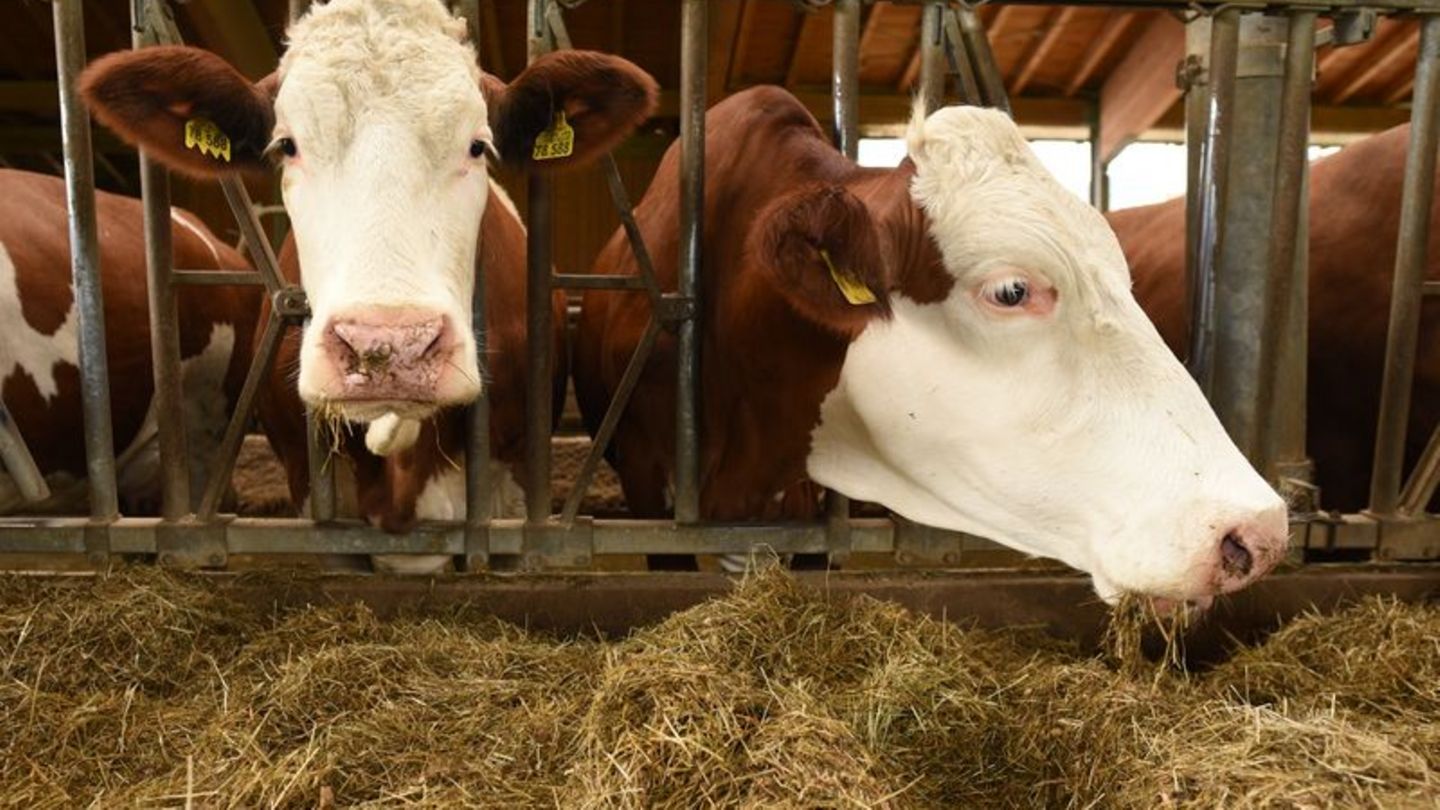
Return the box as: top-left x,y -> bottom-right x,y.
490,50 -> 658,172
749,184 -> 892,336
80,45 -> 275,178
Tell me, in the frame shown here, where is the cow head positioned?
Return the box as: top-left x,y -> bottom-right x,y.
81,0 -> 656,427
756,105 -> 1287,607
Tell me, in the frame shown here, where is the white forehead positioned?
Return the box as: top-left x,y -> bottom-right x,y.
277,0 -> 484,155
905,105 -> 1130,302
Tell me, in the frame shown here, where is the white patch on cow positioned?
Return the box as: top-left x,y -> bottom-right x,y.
170,208 -> 223,267
807,105 -> 1286,603
0,240 -> 78,402
113,323 -> 236,513
364,412 -> 422,456
371,460 -> 524,575
277,0 -> 490,419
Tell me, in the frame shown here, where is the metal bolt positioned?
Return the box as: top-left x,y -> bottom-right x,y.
896,550 -> 914,566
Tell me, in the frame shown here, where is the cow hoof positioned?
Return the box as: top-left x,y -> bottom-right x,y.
371,553 -> 451,575
365,412 -> 422,457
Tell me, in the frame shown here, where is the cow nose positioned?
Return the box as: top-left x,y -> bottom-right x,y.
322,310 -> 453,400
1212,505 -> 1288,592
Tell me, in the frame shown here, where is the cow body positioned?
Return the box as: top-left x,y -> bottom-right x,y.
0,169 -> 257,514
577,86 -> 1286,604
1111,124 -> 1440,512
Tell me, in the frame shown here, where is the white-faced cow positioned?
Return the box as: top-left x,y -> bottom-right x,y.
1110,123 -> 1440,514
0,169 -> 258,514
575,87 -> 1288,605
81,0 -> 658,571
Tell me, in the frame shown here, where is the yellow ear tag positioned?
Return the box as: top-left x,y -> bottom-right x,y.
532,111 -> 575,161
820,248 -> 877,306
184,118 -> 231,162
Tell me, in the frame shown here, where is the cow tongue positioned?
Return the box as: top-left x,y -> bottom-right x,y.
365,411 -> 422,457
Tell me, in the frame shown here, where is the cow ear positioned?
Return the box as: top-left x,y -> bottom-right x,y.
489,50 -> 658,172
749,184 -> 892,336
80,45 -> 275,178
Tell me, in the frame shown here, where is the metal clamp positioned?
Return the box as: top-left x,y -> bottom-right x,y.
1332,8 -> 1379,46
272,285 -> 311,321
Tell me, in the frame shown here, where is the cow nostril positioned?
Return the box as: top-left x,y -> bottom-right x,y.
1220,532 -> 1252,577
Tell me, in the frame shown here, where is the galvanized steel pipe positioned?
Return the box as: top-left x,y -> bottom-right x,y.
53,0 -> 120,522
1370,15 -> 1440,514
674,0 -> 707,524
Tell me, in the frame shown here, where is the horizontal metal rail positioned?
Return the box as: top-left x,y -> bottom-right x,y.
171,270 -> 266,287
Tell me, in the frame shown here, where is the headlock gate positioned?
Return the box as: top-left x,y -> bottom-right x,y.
1,0 -> 1438,573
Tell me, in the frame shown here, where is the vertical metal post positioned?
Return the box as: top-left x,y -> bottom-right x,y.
305,411 -> 336,521
1211,13 -> 1288,462
53,0 -> 119,523
827,0 -> 861,559
1370,15 -> 1440,515
133,0 -> 191,520
1184,16 -> 1210,365
674,0 -> 707,524
918,0 -> 947,115
832,0 -> 860,159
956,6 -> 1011,115
942,9 -> 983,106
1188,9 -> 1239,395
525,0 -> 554,526
1088,100 -> 1107,211
1256,11 -> 1317,491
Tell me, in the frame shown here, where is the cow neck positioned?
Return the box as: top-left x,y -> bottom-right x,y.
858,160 -> 952,305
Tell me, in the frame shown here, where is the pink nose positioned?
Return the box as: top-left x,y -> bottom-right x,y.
321,310 -> 454,401
1211,506 -> 1288,594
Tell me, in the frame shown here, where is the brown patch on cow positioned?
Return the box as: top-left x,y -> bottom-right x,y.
576,86 -> 956,522
491,50 -> 658,172
80,46 -> 275,178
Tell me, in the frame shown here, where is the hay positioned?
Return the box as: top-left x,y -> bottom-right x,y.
1,568 -> 1436,809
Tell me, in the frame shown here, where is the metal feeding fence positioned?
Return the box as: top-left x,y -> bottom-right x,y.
0,0 -> 1437,572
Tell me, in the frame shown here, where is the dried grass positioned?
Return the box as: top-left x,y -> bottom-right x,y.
0,567 -> 1435,809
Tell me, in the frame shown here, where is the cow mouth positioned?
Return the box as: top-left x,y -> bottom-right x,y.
1147,594 -> 1215,616
317,398 -> 441,424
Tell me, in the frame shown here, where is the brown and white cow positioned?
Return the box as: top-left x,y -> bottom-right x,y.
80,0 -> 657,569
1111,123 -> 1440,514
0,169 -> 259,514
575,86 -> 1287,605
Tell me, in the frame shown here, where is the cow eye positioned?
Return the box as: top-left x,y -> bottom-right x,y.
988,278 -> 1029,307
469,139 -> 489,159
270,137 -> 298,159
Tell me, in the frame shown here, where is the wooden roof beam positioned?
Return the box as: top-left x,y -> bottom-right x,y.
785,8 -> 828,87
708,0 -> 747,97
725,0 -> 760,92
1064,11 -> 1138,97
1012,7 -> 1078,96
1097,12 -> 1184,162
178,0 -> 280,80
1332,25 -> 1419,103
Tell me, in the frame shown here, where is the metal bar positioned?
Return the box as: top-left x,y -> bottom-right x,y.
942,8 -> 984,106
465,235 -> 491,561
133,0 -> 192,521
552,273 -> 649,291
1089,99 -> 1107,210
306,410 -> 337,522
1400,420 -> 1440,513
918,0 -> 947,115
1211,14 -> 1289,461
525,0 -> 554,527
674,0 -> 707,524
218,178 -> 287,295
1424,280 -> 1440,295
601,155 -> 665,305
1188,8 -> 1240,394
53,0 -> 119,522
1370,14 -> 1440,515
196,312 -> 285,519
0,400 -> 49,502
1255,11 -> 1317,482
956,6 -> 1011,114
560,318 -> 663,523
171,270 -> 267,287
833,0 -> 861,158
1184,16 -> 1210,369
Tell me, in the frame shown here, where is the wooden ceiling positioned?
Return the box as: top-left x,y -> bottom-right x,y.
0,0 -> 1422,169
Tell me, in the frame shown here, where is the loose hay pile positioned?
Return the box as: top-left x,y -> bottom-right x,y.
1,569 -> 1436,808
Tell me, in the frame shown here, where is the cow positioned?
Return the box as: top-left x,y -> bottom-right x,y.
0,169 -> 259,515
80,0 -> 658,572
574,86 -> 1288,606
1110,124 -> 1440,514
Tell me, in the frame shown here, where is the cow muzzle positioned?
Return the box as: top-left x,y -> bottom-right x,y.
309,307 -> 477,420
